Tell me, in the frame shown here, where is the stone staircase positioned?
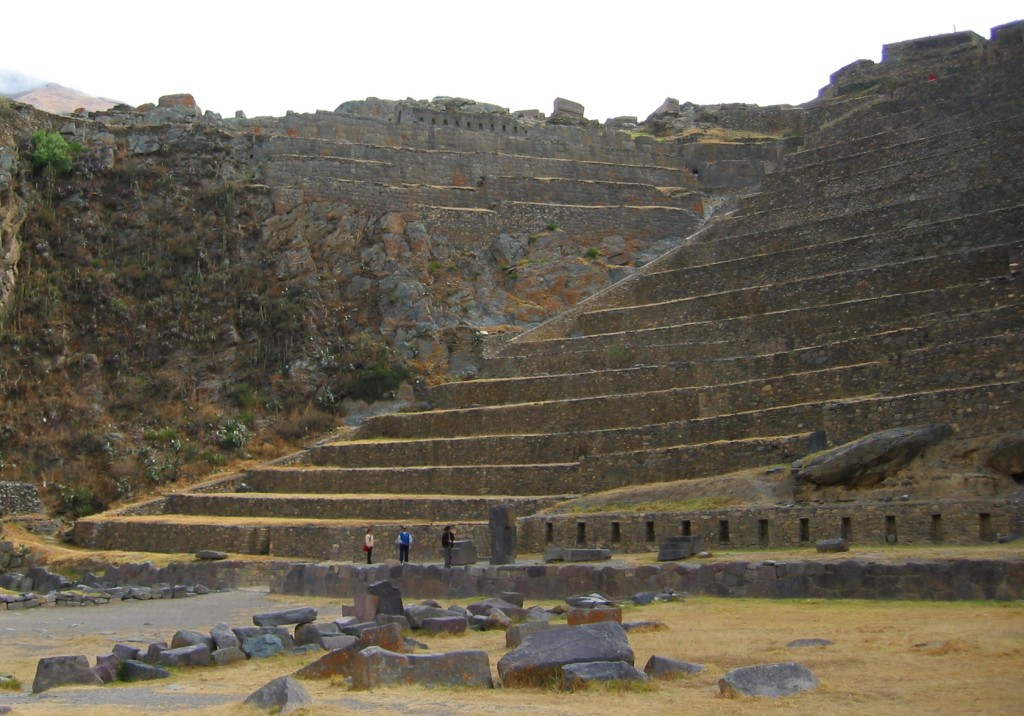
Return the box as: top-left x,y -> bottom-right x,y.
74,22 -> 1024,560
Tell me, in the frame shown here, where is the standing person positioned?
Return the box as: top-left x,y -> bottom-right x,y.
363,527 -> 374,564
441,525 -> 455,568
397,526 -> 413,563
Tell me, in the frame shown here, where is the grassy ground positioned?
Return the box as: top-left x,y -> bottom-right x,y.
1,591 -> 1022,715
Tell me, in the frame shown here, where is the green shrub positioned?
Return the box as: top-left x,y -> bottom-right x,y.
30,130 -> 82,176
585,246 -> 601,260
348,362 -> 409,402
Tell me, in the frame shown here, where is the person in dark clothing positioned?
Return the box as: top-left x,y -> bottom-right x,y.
441,525 -> 455,568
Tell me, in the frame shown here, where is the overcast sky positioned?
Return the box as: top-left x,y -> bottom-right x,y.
1,1 -> 1019,121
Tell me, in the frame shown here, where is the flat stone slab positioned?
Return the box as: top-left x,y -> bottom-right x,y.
562,660 -> 647,690
567,607 -> 622,626
252,606 -> 317,627
644,654 -> 706,678
351,646 -> 493,689
121,660 -> 172,682
719,661 -> 819,698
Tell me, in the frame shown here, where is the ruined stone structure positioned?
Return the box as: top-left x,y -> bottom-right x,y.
74,21 -> 1024,561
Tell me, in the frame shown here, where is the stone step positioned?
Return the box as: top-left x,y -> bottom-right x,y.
681,178 -> 1024,269
356,331 -> 1022,441
239,463 -> 585,496
739,139 -> 1018,217
768,116 -> 1020,191
789,96 -> 1024,169
309,364 -> 1022,475
631,205 -> 1024,306
470,305 -> 1021,390
573,240 -> 1022,335
262,137 -> 699,187
163,492 -> 570,523
265,155 -> 697,209
496,279 -> 1017,362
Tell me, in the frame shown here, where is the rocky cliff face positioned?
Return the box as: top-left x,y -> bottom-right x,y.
0,92 -> 789,514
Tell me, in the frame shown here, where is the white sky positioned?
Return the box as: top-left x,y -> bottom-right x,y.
1,1 -> 1019,121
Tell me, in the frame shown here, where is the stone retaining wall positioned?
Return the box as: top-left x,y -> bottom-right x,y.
274,557 -> 1024,601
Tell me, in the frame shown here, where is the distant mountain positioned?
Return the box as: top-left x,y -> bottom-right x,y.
0,71 -> 122,114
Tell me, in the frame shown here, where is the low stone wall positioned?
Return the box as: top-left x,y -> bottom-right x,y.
519,498 -> 1024,555
274,557 -> 1024,601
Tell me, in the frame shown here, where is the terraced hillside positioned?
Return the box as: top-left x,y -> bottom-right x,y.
74,21 -> 1024,561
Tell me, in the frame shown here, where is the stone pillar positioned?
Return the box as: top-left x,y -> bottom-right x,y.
489,505 -> 517,565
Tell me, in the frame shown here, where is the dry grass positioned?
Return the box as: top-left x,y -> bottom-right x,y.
1,593 -> 1021,715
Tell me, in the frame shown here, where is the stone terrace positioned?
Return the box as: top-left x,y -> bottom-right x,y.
74,22 -> 1024,561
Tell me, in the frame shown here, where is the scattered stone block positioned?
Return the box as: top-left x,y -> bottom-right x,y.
657,536 -> 703,561
121,660 -> 171,682
210,622 -> 240,650
351,646 -> 493,690
450,540 -> 477,565
467,597 -> 526,621
294,621 -> 341,648
562,660 -> 647,690
420,615 -> 468,635
253,606 -> 317,627
171,629 -> 214,651
506,621 -> 565,648
499,591 -> 524,607
623,620 -> 669,633
786,638 -> 834,647
143,641 -> 168,664
32,655 -> 104,693
405,604 -> 459,628
497,622 -> 634,687
244,675 -> 312,715
320,634 -> 358,652
112,643 -> 141,662
352,593 -> 379,622
644,655 -> 706,678
375,613 -> 410,631
718,661 -> 819,698
567,607 -> 622,626
294,640 -> 363,679
195,550 -> 228,560
92,653 -> 119,683
211,646 -> 247,666
367,580 -> 404,616
241,634 -> 284,659
816,538 -> 850,553
158,643 -> 211,668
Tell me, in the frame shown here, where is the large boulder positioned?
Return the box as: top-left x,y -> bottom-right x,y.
350,646 -> 493,690
719,661 -> 819,698
796,424 -> 953,488
243,675 -> 312,714
497,622 -> 634,687
32,655 -> 104,693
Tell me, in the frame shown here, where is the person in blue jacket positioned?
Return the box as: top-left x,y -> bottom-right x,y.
397,526 -> 413,563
